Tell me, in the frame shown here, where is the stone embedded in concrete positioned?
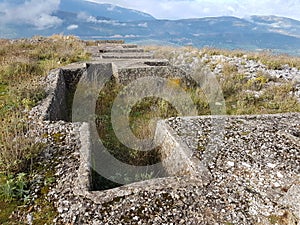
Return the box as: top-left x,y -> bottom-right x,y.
163,113 -> 300,221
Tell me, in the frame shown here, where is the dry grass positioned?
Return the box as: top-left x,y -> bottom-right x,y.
0,35 -> 89,174
0,35 -> 89,223
0,112 -> 43,173
147,45 -> 300,69
200,47 -> 300,70
146,45 -> 300,115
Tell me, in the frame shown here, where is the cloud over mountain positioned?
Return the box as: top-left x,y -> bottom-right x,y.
0,0 -> 62,29
88,0 -> 300,21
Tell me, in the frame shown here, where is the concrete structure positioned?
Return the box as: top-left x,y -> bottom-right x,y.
29,43 -> 300,224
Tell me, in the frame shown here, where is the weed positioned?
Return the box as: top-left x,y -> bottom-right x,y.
0,201 -> 19,224
268,211 -> 298,225
148,46 -> 300,115
246,73 -> 269,91
0,173 -> 29,202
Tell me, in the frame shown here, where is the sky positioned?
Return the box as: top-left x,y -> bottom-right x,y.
89,0 -> 300,21
0,0 -> 62,29
0,0 -> 299,29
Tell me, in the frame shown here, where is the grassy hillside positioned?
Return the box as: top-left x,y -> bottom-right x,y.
0,35 -> 89,224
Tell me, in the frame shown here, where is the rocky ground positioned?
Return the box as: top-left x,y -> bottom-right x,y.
165,49 -> 300,101
204,54 -> 300,100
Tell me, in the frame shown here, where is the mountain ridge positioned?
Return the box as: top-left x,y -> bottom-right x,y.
0,0 -> 300,55
59,0 -> 156,22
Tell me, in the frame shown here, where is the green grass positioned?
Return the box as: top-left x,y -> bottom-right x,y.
95,81 -> 169,166
0,35 -> 89,174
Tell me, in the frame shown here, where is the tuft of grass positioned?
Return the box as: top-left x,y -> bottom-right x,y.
268,211 -> 298,225
0,201 -> 19,224
0,112 -> 44,173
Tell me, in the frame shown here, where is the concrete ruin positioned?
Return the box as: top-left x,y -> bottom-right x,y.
30,43 -> 300,224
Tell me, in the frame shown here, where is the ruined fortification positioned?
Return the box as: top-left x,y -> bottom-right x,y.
29,43 -> 300,224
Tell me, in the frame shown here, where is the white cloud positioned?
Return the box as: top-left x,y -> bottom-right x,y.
87,0 -> 300,21
77,11 -> 127,26
125,34 -> 138,38
67,24 -> 79,30
111,34 -> 123,38
138,22 -> 148,28
0,0 -> 62,29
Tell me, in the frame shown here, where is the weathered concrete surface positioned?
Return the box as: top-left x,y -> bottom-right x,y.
28,43 -> 300,224
86,44 -> 153,59
165,113 -> 300,221
30,63 -> 86,121
101,52 -> 153,59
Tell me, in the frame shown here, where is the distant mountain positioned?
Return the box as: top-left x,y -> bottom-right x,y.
249,15 -> 300,38
0,1 -> 300,55
59,0 -> 156,22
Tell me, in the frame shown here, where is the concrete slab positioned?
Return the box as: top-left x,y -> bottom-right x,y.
101,52 -> 154,59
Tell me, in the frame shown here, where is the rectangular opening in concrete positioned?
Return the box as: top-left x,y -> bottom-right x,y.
91,79 -> 176,191
44,62 -> 203,192
43,64 -> 86,122
74,65 -> 209,191
90,154 -> 168,191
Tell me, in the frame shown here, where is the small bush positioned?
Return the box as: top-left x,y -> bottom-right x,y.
246,73 -> 269,91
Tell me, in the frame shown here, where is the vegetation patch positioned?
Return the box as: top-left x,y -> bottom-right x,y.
0,35 -> 89,223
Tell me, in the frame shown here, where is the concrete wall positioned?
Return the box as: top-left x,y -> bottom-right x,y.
117,66 -> 186,85
154,120 -> 197,176
32,60 -> 204,193
31,63 -> 86,121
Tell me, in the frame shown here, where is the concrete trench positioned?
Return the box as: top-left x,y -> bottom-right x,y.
32,44 -> 200,198
30,44 -> 300,222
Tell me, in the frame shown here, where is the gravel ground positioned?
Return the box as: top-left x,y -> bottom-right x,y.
22,113 -> 299,224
